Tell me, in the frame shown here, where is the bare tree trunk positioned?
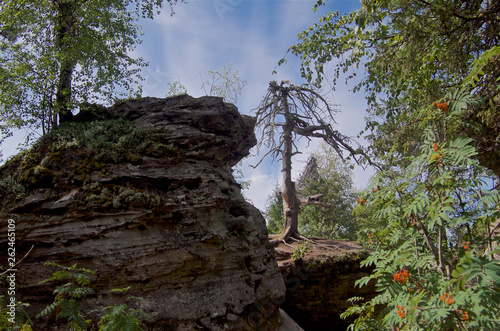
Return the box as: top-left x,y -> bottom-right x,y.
280,90 -> 300,242
256,81 -> 362,244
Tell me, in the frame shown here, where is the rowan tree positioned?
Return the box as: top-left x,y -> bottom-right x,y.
284,2 -> 500,328
288,0 -> 500,175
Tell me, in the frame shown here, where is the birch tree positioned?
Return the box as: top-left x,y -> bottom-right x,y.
0,0 -> 182,146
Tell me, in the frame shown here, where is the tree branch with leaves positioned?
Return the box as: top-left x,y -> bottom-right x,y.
0,0 -> 183,147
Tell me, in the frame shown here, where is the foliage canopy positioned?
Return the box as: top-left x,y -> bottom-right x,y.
289,0 -> 500,174
286,1 -> 500,329
0,0 -> 182,146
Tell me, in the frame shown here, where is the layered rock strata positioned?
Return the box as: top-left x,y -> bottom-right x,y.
278,249 -> 377,330
0,95 -> 287,330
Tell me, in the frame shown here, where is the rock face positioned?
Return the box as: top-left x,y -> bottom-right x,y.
275,240 -> 377,330
0,95 -> 287,330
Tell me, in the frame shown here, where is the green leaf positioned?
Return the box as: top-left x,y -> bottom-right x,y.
484,263 -> 500,283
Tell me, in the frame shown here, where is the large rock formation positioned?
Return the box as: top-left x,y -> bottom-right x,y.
0,95 -> 289,330
275,239 -> 378,330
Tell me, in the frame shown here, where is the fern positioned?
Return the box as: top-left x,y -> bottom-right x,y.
98,304 -> 150,331
36,263 -> 94,330
98,288 -> 150,331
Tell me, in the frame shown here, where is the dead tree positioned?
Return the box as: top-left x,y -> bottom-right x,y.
254,80 -> 366,243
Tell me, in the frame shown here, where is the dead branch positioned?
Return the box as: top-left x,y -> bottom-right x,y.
251,144 -> 283,169
0,245 -> 34,275
298,193 -> 332,208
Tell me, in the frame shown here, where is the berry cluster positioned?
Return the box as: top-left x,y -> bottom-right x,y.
464,241 -> 470,251
440,292 -> 454,305
356,197 -> 366,205
367,233 -> 374,245
393,269 -> 410,285
396,305 -> 406,318
407,278 -> 424,293
433,101 -> 449,112
433,143 -> 439,151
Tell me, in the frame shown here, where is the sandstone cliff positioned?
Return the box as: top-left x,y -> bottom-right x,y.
0,95 -> 289,330
274,239 -> 378,330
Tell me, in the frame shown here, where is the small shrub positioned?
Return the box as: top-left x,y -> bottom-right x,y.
98,287 -> 150,331
292,242 -> 311,260
36,262 -> 95,330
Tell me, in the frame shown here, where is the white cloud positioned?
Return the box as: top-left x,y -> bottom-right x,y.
2,0 -> 373,205
243,172 -> 277,214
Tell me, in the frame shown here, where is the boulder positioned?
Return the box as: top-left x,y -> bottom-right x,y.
0,95 -> 289,330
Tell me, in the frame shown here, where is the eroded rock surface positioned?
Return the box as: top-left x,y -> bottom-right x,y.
0,95 -> 287,330
275,239 -> 377,330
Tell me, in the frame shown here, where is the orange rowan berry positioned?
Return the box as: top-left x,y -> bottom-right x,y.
434,101 -> 448,112
461,311 -> 469,320
397,305 -> 406,319
433,143 -> 439,151
441,293 -> 454,305
394,269 -> 410,285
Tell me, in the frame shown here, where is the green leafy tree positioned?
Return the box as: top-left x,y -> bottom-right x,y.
165,80 -> 188,97
265,182 -> 285,235
165,62 -> 246,102
297,143 -> 358,240
289,0 -> 500,176
342,92 -> 500,330
285,2 -> 500,329
0,0 -> 182,145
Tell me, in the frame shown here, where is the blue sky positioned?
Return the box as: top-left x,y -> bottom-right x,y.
1,0 -> 374,212
136,0 -> 374,211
